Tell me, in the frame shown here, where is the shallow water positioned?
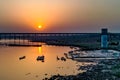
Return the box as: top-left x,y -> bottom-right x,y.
0,45 -> 87,80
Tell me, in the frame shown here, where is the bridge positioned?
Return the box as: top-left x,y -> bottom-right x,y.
0,33 -> 119,47
0,33 -> 99,46
0,33 -> 100,40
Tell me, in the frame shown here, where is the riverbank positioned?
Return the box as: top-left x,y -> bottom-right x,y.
48,59 -> 120,80
46,40 -> 120,51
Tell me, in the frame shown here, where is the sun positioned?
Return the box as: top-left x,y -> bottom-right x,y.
38,25 -> 42,29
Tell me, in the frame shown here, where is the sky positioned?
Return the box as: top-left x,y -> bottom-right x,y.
0,0 -> 120,33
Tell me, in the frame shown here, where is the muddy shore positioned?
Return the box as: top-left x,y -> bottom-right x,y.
48,59 -> 120,80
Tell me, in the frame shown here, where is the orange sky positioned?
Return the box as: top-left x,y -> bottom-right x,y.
0,0 -> 120,32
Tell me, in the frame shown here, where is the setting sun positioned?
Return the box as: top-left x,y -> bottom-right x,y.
38,25 -> 42,29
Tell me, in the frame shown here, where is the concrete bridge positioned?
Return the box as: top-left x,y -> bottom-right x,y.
0,33 -> 99,46
0,33 -> 99,40
0,33 -> 119,47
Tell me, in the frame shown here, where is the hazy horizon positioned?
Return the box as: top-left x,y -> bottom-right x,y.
0,0 -> 120,33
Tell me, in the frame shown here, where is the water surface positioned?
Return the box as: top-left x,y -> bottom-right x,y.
0,45 -> 86,80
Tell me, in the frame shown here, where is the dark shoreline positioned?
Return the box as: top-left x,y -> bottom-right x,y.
46,41 -> 120,52
8,44 -> 42,47
48,59 -> 120,80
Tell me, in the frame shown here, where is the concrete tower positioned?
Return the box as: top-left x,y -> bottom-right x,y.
101,28 -> 108,49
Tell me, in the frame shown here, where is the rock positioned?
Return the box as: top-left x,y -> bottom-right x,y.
19,56 -> 26,60
61,57 -> 66,61
101,70 -> 112,73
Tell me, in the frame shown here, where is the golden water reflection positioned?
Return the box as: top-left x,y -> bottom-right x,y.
0,45 -> 93,80
38,47 -> 42,55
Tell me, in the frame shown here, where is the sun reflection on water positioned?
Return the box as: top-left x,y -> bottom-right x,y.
38,47 -> 42,55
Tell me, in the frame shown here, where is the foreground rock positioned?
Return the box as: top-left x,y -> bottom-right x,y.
48,59 -> 120,80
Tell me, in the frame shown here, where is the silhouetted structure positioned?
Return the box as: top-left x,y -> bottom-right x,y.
101,28 -> 108,49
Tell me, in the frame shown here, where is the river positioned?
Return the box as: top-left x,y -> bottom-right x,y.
0,43 -> 93,80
